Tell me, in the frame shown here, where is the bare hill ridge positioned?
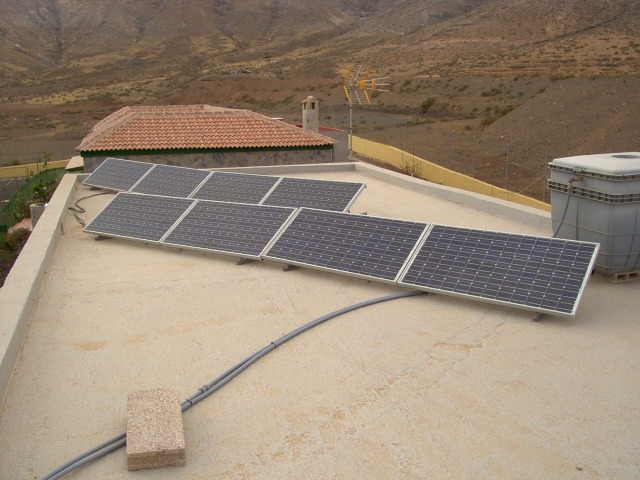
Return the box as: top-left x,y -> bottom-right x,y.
3,0 -> 637,82
0,0 -> 638,200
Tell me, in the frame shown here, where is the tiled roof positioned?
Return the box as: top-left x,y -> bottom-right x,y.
77,105 -> 335,152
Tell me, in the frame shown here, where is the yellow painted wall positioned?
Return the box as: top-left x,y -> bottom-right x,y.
0,160 -> 70,180
353,136 -> 550,212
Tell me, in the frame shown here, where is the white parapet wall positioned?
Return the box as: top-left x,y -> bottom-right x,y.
0,174 -> 79,402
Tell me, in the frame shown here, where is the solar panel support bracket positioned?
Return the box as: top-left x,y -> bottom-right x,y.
532,313 -> 546,322
236,258 -> 255,265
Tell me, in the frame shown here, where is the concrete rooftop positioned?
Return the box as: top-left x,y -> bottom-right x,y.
1,162 -> 639,479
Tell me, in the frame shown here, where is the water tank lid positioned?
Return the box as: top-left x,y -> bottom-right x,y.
551,152 -> 640,175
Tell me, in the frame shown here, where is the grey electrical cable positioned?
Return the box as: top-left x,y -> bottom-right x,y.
41,290 -> 424,480
44,438 -> 126,480
552,176 -> 582,238
68,191 -> 112,227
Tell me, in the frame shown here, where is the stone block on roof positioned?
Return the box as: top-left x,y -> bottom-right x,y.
126,388 -> 186,471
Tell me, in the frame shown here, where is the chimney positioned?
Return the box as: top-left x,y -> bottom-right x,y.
301,95 -> 319,133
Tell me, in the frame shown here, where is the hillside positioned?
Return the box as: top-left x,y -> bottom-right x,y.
0,0 -> 638,200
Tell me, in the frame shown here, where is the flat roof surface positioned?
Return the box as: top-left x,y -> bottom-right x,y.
1,163 -> 639,479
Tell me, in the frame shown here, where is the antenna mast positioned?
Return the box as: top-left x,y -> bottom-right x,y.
343,65 -> 390,159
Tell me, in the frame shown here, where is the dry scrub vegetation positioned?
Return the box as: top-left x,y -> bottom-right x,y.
0,0 -> 638,200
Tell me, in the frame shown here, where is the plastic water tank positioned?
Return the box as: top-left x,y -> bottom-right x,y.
548,152 -> 640,281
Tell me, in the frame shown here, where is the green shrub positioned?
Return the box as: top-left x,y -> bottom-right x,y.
419,97 -> 436,114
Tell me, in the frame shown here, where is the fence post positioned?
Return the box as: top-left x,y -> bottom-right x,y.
505,143 -> 510,191
472,134 -> 476,178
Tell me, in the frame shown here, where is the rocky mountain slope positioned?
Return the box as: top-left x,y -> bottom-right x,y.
0,0 -> 638,199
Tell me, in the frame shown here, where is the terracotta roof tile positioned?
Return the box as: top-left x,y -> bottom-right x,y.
77,105 -> 335,152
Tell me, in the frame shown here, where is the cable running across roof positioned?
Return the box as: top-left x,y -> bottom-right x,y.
39,291 -> 423,480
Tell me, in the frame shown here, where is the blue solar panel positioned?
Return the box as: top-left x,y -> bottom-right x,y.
163,202 -> 296,259
398,225 -> 599,316
263,208 -> 429,282
130,164 -> 211,198
83,193 -> 194,242
82,157 -> 154,191
191,172 -> 279,204
262,177 -> 366,212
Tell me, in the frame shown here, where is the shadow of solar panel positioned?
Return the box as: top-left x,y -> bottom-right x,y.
163,202 -> 296,259
83,193 -> 194,242
262,177 -> 365,212
399,225 -> 599,316
131,164 -> 210,197
83,157 -> 154,191
191,172 -> 279,204
263,208 -> 429,282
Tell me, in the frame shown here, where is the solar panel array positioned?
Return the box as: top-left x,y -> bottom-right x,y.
84,193 -> 297,260
82,157 -> 365,212
85,192 -> 599,316
83,158 -> 599,317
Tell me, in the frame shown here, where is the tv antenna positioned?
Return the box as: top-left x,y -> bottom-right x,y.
343,65 -> 390,159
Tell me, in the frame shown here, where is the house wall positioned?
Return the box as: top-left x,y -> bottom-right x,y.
83,148 -> 333,172
319,128 -> 349,162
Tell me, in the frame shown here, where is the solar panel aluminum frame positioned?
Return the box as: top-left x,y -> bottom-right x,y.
338,182 -> 366,213
256,175 -> 283,204
187,172 -> 216,199
160,200 -> 298,260
397,224 -> 600,317
263,208 -> 431,286
128,164 -> 156,192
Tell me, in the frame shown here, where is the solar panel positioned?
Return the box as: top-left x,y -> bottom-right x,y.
83,193 -> 194,242
130,164 -> 211,198
263,208 -> 429,283
82,157 -> 154,191
398,225 -> 599,316
162,202 -> 296,259
262,177 -> 366,212
191,172 -> 279,204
